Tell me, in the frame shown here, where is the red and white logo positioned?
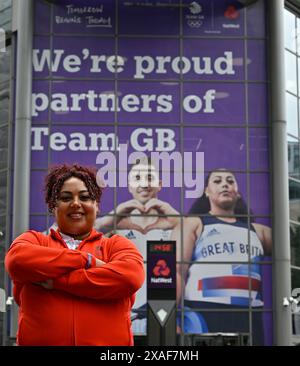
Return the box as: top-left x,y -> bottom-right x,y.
224,5 -> 239,20
153,259 -> 170,277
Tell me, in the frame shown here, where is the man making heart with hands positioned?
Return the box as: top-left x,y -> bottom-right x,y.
94,157 -> 179,335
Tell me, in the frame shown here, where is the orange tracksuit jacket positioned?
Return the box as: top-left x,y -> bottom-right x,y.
5,229 -> 145,346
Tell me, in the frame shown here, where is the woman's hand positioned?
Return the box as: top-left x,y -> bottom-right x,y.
143,198 -> 180,233
35,258 -> 106,289
95,258 -> 106,267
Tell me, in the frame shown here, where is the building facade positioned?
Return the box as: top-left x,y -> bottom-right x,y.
0,0 -> 12,347
285,1 -> 300,339
0,0 -> 299,346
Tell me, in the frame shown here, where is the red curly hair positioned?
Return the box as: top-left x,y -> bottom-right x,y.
44,164 -> 103,213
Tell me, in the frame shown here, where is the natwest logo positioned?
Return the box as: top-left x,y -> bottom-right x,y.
224,5 -> 239,20
153,259 -> 170,277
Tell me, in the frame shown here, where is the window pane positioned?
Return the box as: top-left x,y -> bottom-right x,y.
0,126 -> 8,170
290,223 -> 300,267
297,17 -> 300,54
252,311 -> 273,346
0,44 -> 10,83
0,81 -> 9,126
0,0 -> 11,12
0,215 -> 6,257
289,179 -> 300,222
286,92 -> 298,137
298,57 -> 300,93
288,138 -> 300,180
291,268 -> 300,291
285,9 -> 297,52
286,51 -> 297,94
0,5 -> 11,31
0,171 -> 7,216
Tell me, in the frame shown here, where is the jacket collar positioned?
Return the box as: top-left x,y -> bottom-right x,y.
50,228 -> 103,243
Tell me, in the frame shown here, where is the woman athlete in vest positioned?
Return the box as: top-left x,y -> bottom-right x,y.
171,169 -> 272,345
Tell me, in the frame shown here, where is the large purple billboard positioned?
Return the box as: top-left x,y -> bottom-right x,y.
30,0 -> 272,345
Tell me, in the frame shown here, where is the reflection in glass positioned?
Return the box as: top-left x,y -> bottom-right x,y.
285,50 -> 297,94
0,171 -> 7,216
0,81 -> 9,126
0,4 -> 11,31
298,58 -> 300,94
297,17 -> 300,54
0,0 -> 11,13
286,92 -> 298,137
291,267 -> 300,289
0,214 -> 6,257
288,140 -> 300,180
0,45 -> 10,84
289,180 -> 300,223
291,223 -> 300,267
0,126 -> 8,170
285,9 -> 296,52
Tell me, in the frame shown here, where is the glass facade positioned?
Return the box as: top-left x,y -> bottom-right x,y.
285,5 -> 300,339
28,0 -> 272,346
0,0 -> 11,32
2,0 -> 299,346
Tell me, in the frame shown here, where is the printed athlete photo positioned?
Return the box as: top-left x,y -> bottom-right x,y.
0,0 -> 298,354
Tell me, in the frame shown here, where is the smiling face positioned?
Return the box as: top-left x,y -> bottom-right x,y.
54,177 -> 98,239
205,171 -> 239,213
128,163 -> 162,204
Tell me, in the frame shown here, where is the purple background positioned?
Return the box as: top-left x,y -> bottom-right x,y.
118,38 -> 180,80
248,40 -> 267,81
51,80 -> 115,123
249,128 -> 270,170
31,0 -> 272,342
34,1 -> 51,34
248,84 -> 268,125
33,37 -> 51,77
32,80 -> 50,124
53,0 -> 115,35
184,127 -> 247,170
183,39 -> 245,81
32,0 -> 271,218
52,37 -> 115,78
183,83 -> 246,125
118,1 -> 180,36
117,82 -> 180,124
182,0 -> 245,36
34,0 -> 266,37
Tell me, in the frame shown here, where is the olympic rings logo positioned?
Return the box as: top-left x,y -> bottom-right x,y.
187,19 -> 202,28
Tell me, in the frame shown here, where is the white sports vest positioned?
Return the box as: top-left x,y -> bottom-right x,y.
184,216 -> 264,306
